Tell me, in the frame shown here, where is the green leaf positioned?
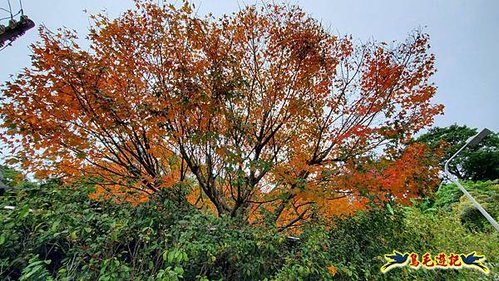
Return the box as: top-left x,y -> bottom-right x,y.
69,231 -> 78,240
386,203 -> 394,215
19,204 -> 30,218
168,251 -> 175,263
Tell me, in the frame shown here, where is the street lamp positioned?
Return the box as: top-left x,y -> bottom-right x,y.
444,128 -> 499,232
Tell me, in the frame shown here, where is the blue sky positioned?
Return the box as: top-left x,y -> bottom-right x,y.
1,0 -> 498,132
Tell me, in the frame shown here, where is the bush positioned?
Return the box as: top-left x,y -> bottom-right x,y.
1,173 -> 497,280
325,200 -> 498,280
0,179 -> 335,280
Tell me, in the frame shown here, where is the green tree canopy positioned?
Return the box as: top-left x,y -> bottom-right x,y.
416,125 -> 499,181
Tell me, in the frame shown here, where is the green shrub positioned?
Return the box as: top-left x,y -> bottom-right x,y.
0,179 -> 299,280
1,172 -> 497,280
325,202 -> 497,280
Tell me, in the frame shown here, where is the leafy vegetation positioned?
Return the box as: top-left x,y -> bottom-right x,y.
416,125 -> 499,181
1,1 -> 443,226
1,172 -> 497,280
0,1 -> 497,280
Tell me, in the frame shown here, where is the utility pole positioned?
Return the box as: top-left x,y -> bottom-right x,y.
1,0 -> 34,50
0,14 -> 34,48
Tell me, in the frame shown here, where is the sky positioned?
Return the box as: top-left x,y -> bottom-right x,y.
1,0 -> 498,135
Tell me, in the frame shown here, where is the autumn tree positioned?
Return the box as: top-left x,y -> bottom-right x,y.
1,1 -> 443,225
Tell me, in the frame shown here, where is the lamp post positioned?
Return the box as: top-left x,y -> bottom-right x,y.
444,128 -> 499,232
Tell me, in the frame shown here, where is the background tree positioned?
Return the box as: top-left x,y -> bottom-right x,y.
1,1 -> 443,225
416,125 -> 499,181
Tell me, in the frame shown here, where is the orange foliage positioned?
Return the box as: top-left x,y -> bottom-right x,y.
1,1 -> 443,227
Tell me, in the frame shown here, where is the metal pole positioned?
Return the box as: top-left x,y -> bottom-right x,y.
443,128 -> 499,232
